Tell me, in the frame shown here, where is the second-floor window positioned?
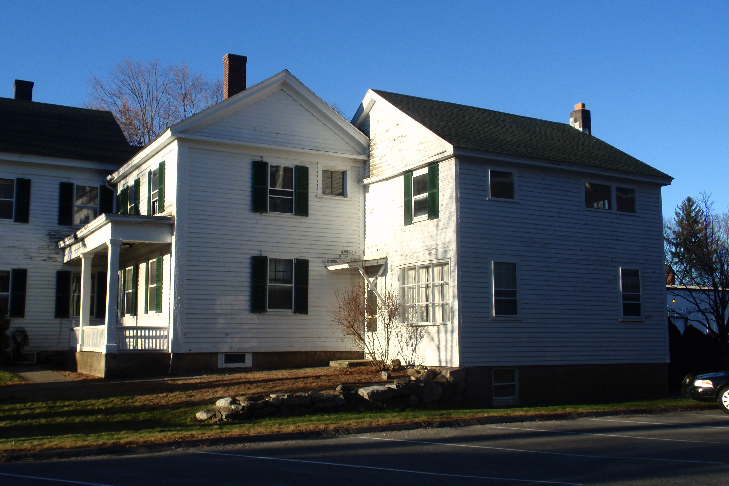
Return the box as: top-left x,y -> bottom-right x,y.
404,163 -> 439,225
585,182 -> 636,213
0,270 -> 9,316
490,170 -> 515,199
0,178 -> 14,220
322,170 -> 346,197
150,168 -> 160,215
269,166 -> 294,213
74,186 -> 99,225
251,161 -> 308,216
1,178 -> 31,223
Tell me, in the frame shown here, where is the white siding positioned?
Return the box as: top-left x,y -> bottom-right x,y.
0,159 -> 113,351
361,95 -> 451,179
457,158 -> 668,366
118,248 -> 171,328
178,143 -> 365,353
115,145 -> 177,217
364,159 -> 460,366
190,89 -> 360,155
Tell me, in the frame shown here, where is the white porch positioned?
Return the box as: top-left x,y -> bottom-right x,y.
58,214 -> 174,354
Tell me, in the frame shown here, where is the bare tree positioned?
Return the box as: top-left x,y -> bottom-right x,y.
87,58 -> 223,146
330,283 -> 423,371
665,194 -> 729,370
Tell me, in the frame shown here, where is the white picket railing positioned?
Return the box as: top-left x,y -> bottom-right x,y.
72,326 -> 169,352
116,326 -> 169,351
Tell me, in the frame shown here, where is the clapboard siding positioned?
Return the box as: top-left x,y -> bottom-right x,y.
362,94 -> 452,179
364,159 -> 460,366
179,144 -> 364,352
0,159 -> 113,351
115,145 -> 177,217
190,89 -> 360,155
457,158 -> 668,366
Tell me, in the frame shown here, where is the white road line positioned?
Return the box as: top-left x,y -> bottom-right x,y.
0,472 -> 116,486
587,418 -> 729,430
195,450 -> 584,485
485,424 -> 729,444
360,436 -> 724,465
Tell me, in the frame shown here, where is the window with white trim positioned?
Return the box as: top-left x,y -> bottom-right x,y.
150,168 -> 160,215
620,268 -> 642,317
616,187 -> 636,213
0,270 -> 9,315
400,262 -> 450,325
74,186 -> 99,225
0,178 -> 14,220
585,182 -> 611,210
268,258 -> 294,310
71,273 -> 96,317
147,258 -> 157,313
124,267 -> 134,316
493,368 -> 518,401
493,262 -> 518,316
269,166 -> 294,213
411,168 -> 429,220
322,169 -> 346,197
490,170 -> 515,199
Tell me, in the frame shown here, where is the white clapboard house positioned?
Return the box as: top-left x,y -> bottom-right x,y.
0,80 -> 137,365
6,56 -> 673,405
350,91 -> 672,405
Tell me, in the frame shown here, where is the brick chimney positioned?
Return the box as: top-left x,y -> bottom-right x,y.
223,54 -> 247,99
570,102 -> 591,134
14,80 -> 34,101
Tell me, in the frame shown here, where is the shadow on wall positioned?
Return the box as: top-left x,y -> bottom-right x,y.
668,318 -> 722,392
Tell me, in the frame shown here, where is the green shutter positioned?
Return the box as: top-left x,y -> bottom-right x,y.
294,165 -> 309,217
147,171 -> 152,215
252,161 -> 269,213
54,271 -> 72,318
250,256 -> 268,313
404,171 -> 413,226
131,265 -> 138,316
155,256 -> 163,313
14,178 -> 31,223
58,182 -> 74,225
133,178 -> 141,215
144,261 -> 149,314
95,272 -> 107,318
9,269 -> 27,318
294,259 -> 309,315
119,188 -> 128,215
158,162 -> 165,212
428,163 -> 439,220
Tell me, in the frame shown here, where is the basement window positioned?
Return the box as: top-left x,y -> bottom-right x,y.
493,368 -> 519,404
218,352 -> 252,368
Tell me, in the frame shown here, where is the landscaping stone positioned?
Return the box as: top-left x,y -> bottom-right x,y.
420,369 -> 438,381
419,381 -> 443,403
406,394 -> 419,407
215,397 -> 236,407
359,385 -> 396,401
381,371 -> 391,380
406,368 -> 420,377
394,377 -> 410,385
440,367 -> 467,384
196,409 -> 216,421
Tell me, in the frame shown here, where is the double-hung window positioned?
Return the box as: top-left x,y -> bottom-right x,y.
150,168 -> 160,215
71,273 -> 96,317
322,169 -> 346,197
400,262 -> 450,325
146,161 -> 165,215
117,265 -> 138,317
1,178 -> 31,223
250,256 -> 309,314
489,170 -> 515,199
0,270 -> 9,316
145,256 -> 163,313
620,268 -> 641,317
404,163 -> 439,225
2,269 -> 27,318
74,186 -> 99,225
493,368 -> 519,402
252,161 -> 309,216
493,262 -> 518,316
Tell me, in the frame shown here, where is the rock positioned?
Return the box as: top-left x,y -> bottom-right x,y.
406,368 -> 420,377
289,396 -> 312,406
196,409 -> 216,421
334,396 -> 346,406
439,367 -> 467,384
406,395 -> 419,407
410,375 -> 421,381
215,397 -> 236,407
311,392 -> 335,403
236,395 -> 265,402
336,384 -> 354,392
434,374 -> 449,384
381,370 -> 391,381
253,405 -> 279,417
420,369 -> 438,381
241,400 -> 264,410
358,385 -> 396,401
269,397 -> 282,406
453,381 -> 468,394
419,381 -> 443,403
315,400 -> 337,409
394,377 -> 410,385
230,404 -> 244,411
398,382 -> 418,396
270,392 -> 293,399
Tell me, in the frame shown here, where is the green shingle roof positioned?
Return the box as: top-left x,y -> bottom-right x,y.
374,90 -> 671,180
0,97 -> 139,165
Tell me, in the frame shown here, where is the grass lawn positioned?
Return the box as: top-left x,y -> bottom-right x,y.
0,369 -> 711,458
0,370 -> 25,386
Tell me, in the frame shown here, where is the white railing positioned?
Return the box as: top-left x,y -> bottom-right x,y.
71,326 -> 107,352
116,326 -> 169,351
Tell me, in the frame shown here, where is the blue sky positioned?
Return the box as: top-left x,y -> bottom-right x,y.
1,1 -> 726,218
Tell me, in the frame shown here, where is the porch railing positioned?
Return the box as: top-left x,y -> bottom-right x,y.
72,326 -> 169,352
116,326 -> 169,352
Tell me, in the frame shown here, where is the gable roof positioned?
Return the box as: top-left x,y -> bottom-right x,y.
372,90 -> 671,180
0,97 -> 139,165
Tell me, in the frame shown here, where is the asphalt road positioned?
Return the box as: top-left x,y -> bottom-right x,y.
1,410 -> 728,485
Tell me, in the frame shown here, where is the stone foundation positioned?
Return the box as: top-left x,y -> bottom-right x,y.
465,363 -> 669,407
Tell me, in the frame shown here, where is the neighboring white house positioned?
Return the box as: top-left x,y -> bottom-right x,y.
0,80 -> 137,364
58,59 -> 370,377
667,285 -> 723,335
352,91 -> 673,405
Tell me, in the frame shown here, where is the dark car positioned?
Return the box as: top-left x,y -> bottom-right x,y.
682,372 -> 729,413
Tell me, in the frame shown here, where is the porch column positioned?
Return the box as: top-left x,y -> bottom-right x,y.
77,252 -> 94,352
104,238 -> 122,353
